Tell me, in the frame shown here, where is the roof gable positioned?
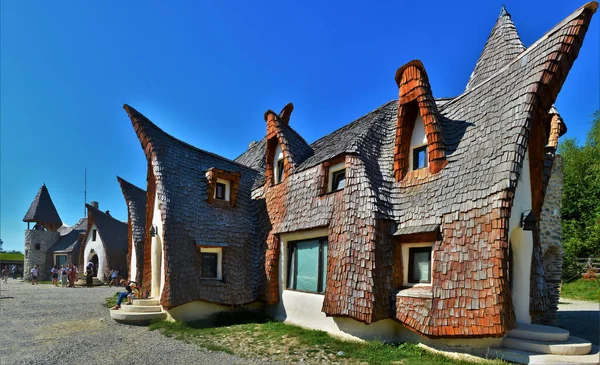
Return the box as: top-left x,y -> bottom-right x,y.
117,176 -> 147,246
22,184 -> 63,226
86,203 -> 128,263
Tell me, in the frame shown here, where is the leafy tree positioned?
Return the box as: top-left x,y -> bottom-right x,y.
559,111 -> 600,278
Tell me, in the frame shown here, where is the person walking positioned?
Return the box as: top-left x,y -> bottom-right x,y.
57,265 -> 63,284
50,265 -> 59,287
60,266 -> 68,287
69,264 -> 77,287
85,261 -> 94,288
31,265 -> 39,285
12,265 -> 17,280
18,267 -> 23,279
2,266 -> 9,284
108,268 -> 118,287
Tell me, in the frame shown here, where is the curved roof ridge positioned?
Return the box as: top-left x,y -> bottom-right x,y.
123,104 -> 261,173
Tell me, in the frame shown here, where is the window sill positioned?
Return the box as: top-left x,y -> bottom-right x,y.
200,279 -> 225,286
318,188 -> 344,197
284,289 -> 325,296
397,286 -> 433,299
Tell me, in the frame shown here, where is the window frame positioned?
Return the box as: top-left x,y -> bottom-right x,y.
92,229 -> 97,241
199,247 -> 223,280
407,246 -> 432,284
287,237 -> 328,294
54,254 -> 68,267
275,159 -> 285,184
412,145 -> 428,171
215,182 -> 226,200
401,242 -> 434,287
326,161 -> 346,193
331,169 -> 346,191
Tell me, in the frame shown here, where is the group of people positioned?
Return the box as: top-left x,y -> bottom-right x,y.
111,279 -> 143,310
50,264 -> 79,287
1,265 -> 24,284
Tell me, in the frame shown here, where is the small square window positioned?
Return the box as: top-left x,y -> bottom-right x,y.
331,169 -> 346,191
201,253 -> 218,278
276,159 -> 284,184
92,229 -> 97,241
408,247 -> 432,284
413,145 -> 428,170
215,183 -> 226,200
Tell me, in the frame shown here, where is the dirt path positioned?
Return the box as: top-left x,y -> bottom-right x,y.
0,280 -> 271,365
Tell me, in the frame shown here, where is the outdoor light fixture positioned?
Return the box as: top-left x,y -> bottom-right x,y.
149,225 -> 157,237
520,210 -> 536,231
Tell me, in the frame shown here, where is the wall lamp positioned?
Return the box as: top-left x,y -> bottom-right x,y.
520,210 -> 536,231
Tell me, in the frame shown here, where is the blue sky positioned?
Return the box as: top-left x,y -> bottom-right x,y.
1,1 -> 598,252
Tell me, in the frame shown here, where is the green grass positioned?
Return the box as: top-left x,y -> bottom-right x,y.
148,309 -> 508,365
561,277 -> 600,302
104,292 -> 120,308
0,253 -> 24,261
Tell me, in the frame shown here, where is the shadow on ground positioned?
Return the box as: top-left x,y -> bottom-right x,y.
558,309 -> 600,346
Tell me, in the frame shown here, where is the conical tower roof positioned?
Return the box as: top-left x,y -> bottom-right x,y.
465,5 -> 525,90
23,184 -> 63,226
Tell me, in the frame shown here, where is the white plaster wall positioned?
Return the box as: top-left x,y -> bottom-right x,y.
408,114 -> 427,172
151,191 -> 165,298
508,149 -> 533,324
129,236 -> 137,282
83,224 -> 107,280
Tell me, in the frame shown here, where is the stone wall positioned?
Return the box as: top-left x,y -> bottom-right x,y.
24,230 -> 59,281
536,155 -> 564,325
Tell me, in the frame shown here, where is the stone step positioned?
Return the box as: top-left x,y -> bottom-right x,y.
119,304 -> 163,313
484,346 -> 600,364
502,336 -> 592,356
132,298 -> 160,306
110,309 -> 166,324
508,323 -> 570,342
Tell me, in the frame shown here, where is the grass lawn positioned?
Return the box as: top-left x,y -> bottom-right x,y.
0,252 -> 24,261
148,309 -> 508,365
104,292 -> 120,308
561,278 -> 600,302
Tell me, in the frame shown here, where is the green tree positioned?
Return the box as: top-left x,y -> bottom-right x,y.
559,111 -> 600,278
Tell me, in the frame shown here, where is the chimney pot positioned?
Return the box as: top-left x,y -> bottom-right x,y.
91,201 -> 99,209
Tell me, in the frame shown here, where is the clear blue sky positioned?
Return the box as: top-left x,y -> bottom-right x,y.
1,1 -> 598,252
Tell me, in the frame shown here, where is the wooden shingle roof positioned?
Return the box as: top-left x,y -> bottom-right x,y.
22,184 -> 62,226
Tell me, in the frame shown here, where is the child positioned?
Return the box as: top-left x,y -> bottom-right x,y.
61,266 -> 69,287
1,266 -> 9,284
127,282 -> 140,305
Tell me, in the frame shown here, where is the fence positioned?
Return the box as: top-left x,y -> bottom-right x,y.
575,257 -> 600,275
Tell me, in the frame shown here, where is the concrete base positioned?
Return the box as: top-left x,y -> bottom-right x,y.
110,298 -> 164,325
502,336 -> 592,356
508,323 -> 570,342
482,346 -> 600,364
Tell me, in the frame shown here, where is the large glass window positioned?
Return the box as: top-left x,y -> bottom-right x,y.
55,255 -> 67,267
408,246 -> 432,284
287,238 -> 328,293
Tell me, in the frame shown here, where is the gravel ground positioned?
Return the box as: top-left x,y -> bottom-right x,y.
0,280 -> 276,365
558,298 -> 600,346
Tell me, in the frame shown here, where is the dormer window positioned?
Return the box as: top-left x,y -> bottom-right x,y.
273,144 -> 284,184
328,162 -> 346,192
214,179 -> 231,201
215,183 -> 226,200
205,168 -> 240,207
413,145 -> 428,170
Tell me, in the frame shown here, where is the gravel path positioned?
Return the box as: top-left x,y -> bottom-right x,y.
558,298 -> 600,346
0,280 -> 274,365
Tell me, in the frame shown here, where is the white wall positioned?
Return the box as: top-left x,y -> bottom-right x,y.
508,150 -> 533,324
151,190 -> 165,298
83,224 -> 107,280
408,114 -> 427,172
130,236 -> 137,282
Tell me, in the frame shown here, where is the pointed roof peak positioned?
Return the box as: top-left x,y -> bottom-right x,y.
23,184 -> 63,226
465,5 -> 525,90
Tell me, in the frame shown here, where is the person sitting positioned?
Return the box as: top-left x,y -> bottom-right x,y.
111,280 -> 138,310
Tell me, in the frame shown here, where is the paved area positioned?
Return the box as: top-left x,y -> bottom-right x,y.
0,280 -> 272,365
558,299 -> 600,346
